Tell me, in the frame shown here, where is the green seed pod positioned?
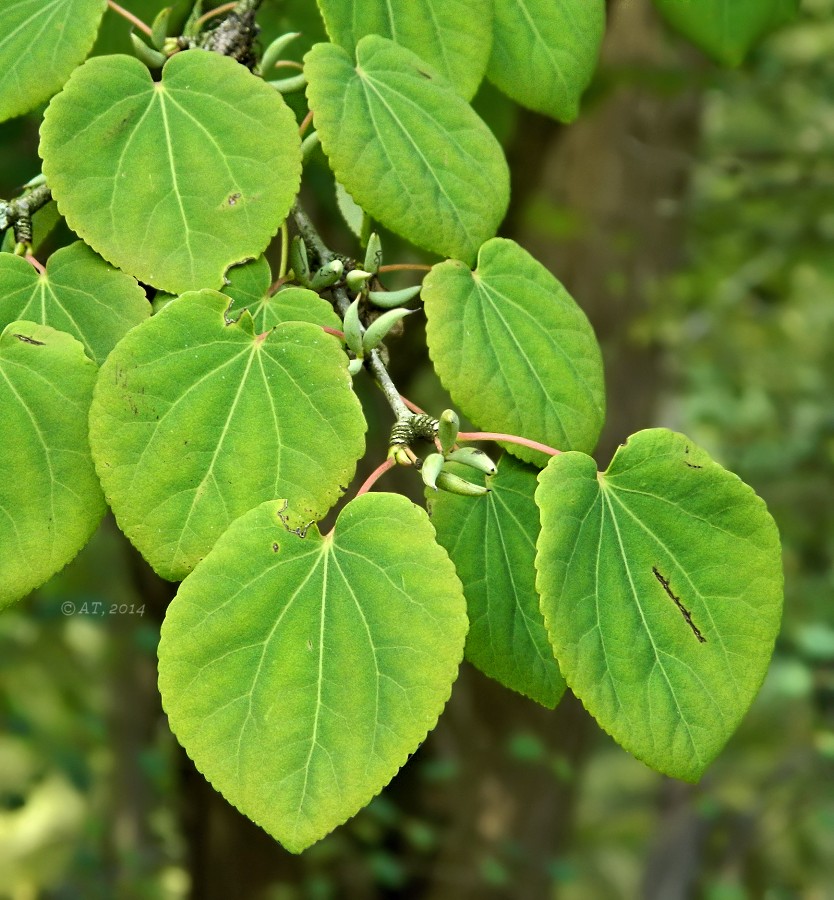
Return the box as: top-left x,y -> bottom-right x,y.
364,232 -> 383,274
130,33 -> 166,69
343,297 -> 364,357
310,258 -> 343,290
347,357 -> 364,376
367,284 -> 422,309
446,446 -> 497,476
260,31 -> 301,75
362,308 -> 414,353
436,471 -> 490,497
269,73 -> 307,94
300,130 -> 320,163
437,409 -> 459,454
421,453 -> 445,491
151,7 -> 172,50
346,269 -> 373,293
289,235 -> 310,284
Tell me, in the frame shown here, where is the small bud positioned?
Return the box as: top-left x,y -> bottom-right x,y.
346,269 -> 373,293
347,357 -> 364,376
368,284 -> 422,309
310,258 -> 343,290
446,447 -> 497,476
259,31 -> 301,75
362,308 -> 414,353
420,453 -> 445,491
437,409 -> 459,454
289,236 -> 310,285
364,232 -> 383,274
343,297 -> 364,357
436,471 -> 490,497
130,33 -> 166,68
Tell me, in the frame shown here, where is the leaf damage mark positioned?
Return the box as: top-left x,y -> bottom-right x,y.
14,333 -> 45,345
684,445 -> 703,469
652,566 -> 706,644
275,499 -> 313,538
272,542 -> 280,553
227,192 -> 242,206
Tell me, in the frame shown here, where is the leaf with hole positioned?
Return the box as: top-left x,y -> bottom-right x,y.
423,238 -> 605,464
535,428 -> 784,780
0,0 -> 107,122
40,50 -> 302,294
158,492 -> 467,852
88,290 -> 366,581
0,321 -> 105,608
223,257 -> 342,332
315,0 -> 492,100
653,0 -> 799,66
429,453 -> 565,708
487,0 -> 605,122
0,242 -> 149,364
305,36 -> 510,264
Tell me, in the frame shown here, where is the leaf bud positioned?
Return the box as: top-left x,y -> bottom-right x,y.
362,308 -> 415,353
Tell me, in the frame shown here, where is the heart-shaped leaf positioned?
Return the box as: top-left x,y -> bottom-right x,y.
223,257 -> 342,332
40,50 -> 302,293
305,36 -> 510,264
0,0 -> 106,122
487,0 -> 605,122
653,0 -> 799,66
315,0 -> 492,100
0,242 -> 149,364
535,428 -> 784,781
423,238 -> 605,463
158,493 -> 467,852
0,321 -> 105,608
88,290 -> 366,581
428,453 -> 565,708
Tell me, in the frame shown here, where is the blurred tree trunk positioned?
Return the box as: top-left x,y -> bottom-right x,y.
168,4 -> 705,897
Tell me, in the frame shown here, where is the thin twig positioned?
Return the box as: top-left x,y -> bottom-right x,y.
193,2 -> 237,30
400,395 -> 427,416
355,458 -> 396,497
457,431 -> 562,457
107,0 -> 153,36
298,110 -> 314,137
378,263 -> 432,274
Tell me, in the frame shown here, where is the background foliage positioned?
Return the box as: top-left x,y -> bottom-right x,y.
0,0 -> 832,896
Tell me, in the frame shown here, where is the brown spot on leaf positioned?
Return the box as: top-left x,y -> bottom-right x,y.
652,566 -> 706,643
14,333 -> 44,345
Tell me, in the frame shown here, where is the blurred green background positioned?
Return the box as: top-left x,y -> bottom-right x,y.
1,0 -> 833,897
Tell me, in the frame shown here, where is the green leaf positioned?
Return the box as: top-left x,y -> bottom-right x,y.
40,50 -> 302,294
653,0 -> 799,66
88,290 -> 366,581
315,0 -> 492,100
335,181 -> 366,239
535,429 -> 784,781
0,321 -> 105,608
158,493 -> 467,852
0,241 -> 149,364
223,256 -> 342,332
428,454 -> 565,708
487,0 -> 605,122
305,36 -> 510,264
0,0 -> 106,123
423,238 -> 605,464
